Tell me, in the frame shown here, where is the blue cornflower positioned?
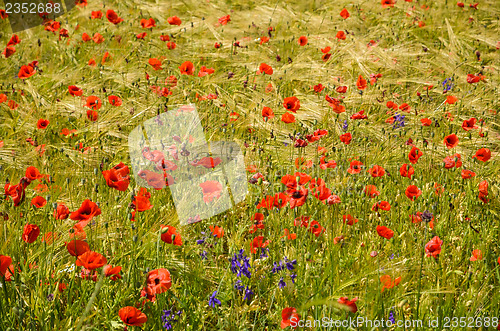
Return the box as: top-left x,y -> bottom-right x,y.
389,253 -> 395,260
278,277 -> 286,289
234,280 -> 244,291
260,247 -> 269,258
284,258 -> 297,271
393,113 -> 405,129
208,291 -> 221,308
290,273 -> 297,284
200,251 -> 208,260
389,310 -> 396,324
230,250 -> 252,278
342,120 -> 348,131
243,286 -> 254,301
161,309 -> 182,330
442,78 -> 454,92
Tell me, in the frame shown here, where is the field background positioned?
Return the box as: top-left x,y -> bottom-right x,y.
0,0 -> 499,329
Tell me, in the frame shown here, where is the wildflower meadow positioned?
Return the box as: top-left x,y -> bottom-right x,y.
0,0 -> 499,329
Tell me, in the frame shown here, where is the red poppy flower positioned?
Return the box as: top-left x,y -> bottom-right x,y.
445,95 -> 458,104
256,63 -> 273,76
298,36 -> 308,46
457,2 -> 464,7
85,96 -> 102,110
36,119 -> 49,129
443,134 -> 459,149
106,9 -> 123,25
107,95 -> 122,106
425,236 -> 443,258
76,251 -> 107,270
250,235 -> 270,254
381,0 -> 396,7
148,58 -> 162,70
166,41 -> 176,49
405,185 -> 422,201
140,18 -> 155,29
262,107 -> 274,120
283,96 -> 300,113
7,34 -> 20,47
372,201 -> 391,211
198,66 -> 214,77
179,61 -> 194,75
343,214 -> 359,225
399,163 -> 414,178
319,156 -> 337,169
281,307 -> 300,329
420,118 -> 431,126
68,85 -> 83,96
52,203 -> 69,219
472,148 -> 491,162
119,306 -> 147,327
408,146 -> 422,164
199,180 -> 223,203
386,101 -> 398,110
82,33 -> 90,42
368,165 -> 385,177
70,199 -> 102,223
337,297 -> 358,313
287,187 -> 308,208
104,265 -> 122,280
190,157 -> 221,169
376,225 -> 394,239
461,118 -> 478,131
336,31 -> 346,40
347,160 -> 363,174
209,225 -> 224,238
281,112 -> 296,123
23,223 -> 40,243
340,8 -> 350,19
65,240 -> 90,257
336,86 -> 347,93
218,15 -> 231,25
364,185 -> 380,197
25,166 -> 42,181
478,180 -> 488,196
2,46 -> 15,58
18,65 -> 35,79
91,10 -> 102,19
102,167 -> 130,192
469,249 -> 483,261
380,275 -> 401,292
356,75 -> 367,90
31,196 -> 46,208
461,169 -> 475,179
160,225 -> 182,246
466,74 -> 484,83
339,132 -> 352,145
167,16 -> 182,25
0,255 -> 13,280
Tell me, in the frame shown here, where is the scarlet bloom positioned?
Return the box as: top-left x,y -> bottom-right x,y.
54,203 -> 70,219
68,85 -> 83,96
148,58 -> 162,70
380,275 -> 401,292
76,251 -> 107,270
23,224 -> 40,243
92,33 -> 104,44
91,10 -> 102,19
140,18 -> 155,29
337,297 -> 358,313
340,132 -> 352,145
250,235 -> 270,254
209,225 -> 224,238
337,86 -> 347,93
356,75 -> 367,90
445,95 -> 458,104
160,225 -> 182,246
298,36 -> 308,46
457,2 -> 464,7
262,107 -> 275,120
283,96 -> 300,112
199,180 -> 223,203
351,110 -> 367,120
281,307 -> 300,329
198,66 -> 214,77
85,96 -> 102,110
408,146 -> 423,164
443,134 -> 459,149
37,119 -> 49,129
376,225 -> 394,239
347,160 -> 363,174
218,15 -> 231,25
87,110 -> 98,121
405,185 -> 422,201
425,236 -> 443,258
258,63 -> 273,75
7,34 -> 20,47
25,166 -> 42,181
190,157 -> 221,169
469,249 -> 483,261
343,215 -> 359,226
108,95 -> 122,106
399,163 -> 414,179
179,61 -> 194,75
65,240 -> 90,257
461,169 -> 476,179
336,31 -> 346,40
340,8 -> 350,19
31,196 -> 46,208
70,199 -> 102,223
102,164 -> 130,191
167,41 -> 176,50
106,9 -> 123,25
104,265 -> 122,280
368,165 -> 385,177
372,201 -> 391,211
281,112 -> 296,123
381,0 -> 396,8
462,118 -> 478,131
119,307 -> 147,327
18,65 -> 35,79
472,148 -> 491,162
167,16 -> 182,25
146,268 -> 171,296
0,255 -> 13,280
364,185 -> 380,198
421,118 -> 432,126
3,46 -> 15,58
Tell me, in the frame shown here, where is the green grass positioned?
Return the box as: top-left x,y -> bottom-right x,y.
0,0 -> 499,329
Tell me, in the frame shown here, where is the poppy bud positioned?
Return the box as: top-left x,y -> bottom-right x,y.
257,177 -> 263,185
